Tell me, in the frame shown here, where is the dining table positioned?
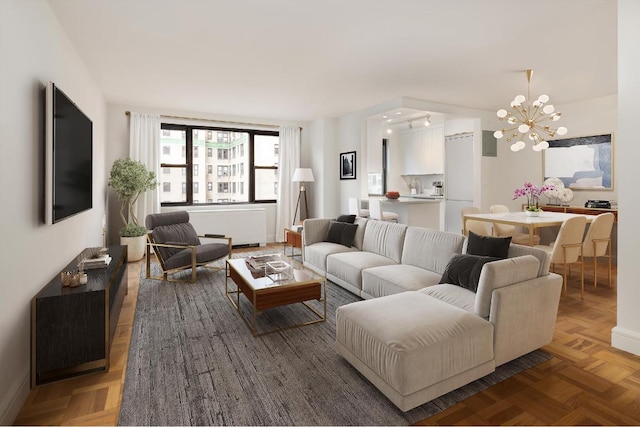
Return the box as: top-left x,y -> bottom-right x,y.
463,211 -> 594,246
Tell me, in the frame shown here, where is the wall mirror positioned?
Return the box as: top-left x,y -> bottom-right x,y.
543,133 -> 613,190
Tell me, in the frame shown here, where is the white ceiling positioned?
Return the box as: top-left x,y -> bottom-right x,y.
46,0 -> 617,122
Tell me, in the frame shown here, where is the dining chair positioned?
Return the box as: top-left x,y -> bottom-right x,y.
534,215 -> 587,298
460,206 -> 490,236
582,212 -> 615,289
348,197 -> 370,218
489,204 -> 540,245
368,199 -> 399,222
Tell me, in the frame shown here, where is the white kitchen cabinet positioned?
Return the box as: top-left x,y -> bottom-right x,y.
428,126 -> 445,174
397,125 -> 444,174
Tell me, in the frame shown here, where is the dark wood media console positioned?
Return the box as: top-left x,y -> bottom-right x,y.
31,245 -> 128,387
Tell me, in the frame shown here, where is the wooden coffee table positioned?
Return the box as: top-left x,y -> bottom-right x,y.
225,256 -> 326,336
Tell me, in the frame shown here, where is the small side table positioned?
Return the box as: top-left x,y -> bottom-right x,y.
284,228 -> 303,259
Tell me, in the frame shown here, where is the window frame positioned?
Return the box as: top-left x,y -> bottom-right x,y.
160,123 -> 279,207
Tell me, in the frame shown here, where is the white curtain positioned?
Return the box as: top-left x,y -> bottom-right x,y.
129,112 -> 160,226
275,126 -> 301,241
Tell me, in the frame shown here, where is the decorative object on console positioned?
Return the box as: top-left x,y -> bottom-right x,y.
558,188 -> 574,205
493,69 -> 567,152
542,177 -> 564,205
108,158 -> 159,261
339,151 -> 356,180
60,270 -> 83,288
292,167 -> 315,224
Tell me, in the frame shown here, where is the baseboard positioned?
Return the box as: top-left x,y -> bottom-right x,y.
612,326 -> 640,356
0,369 -> 30,425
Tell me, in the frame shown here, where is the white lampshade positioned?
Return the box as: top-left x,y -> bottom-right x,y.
292,168 -> 315,183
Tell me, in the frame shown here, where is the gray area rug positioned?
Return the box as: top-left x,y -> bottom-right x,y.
119,253 -> 552,426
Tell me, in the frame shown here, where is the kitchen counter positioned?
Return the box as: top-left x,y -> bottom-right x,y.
380,196 -> 443,203
378,197 -> 443,230
399,194 -> 444,200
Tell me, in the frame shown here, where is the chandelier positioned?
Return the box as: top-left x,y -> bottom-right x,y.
493,69 -> 567,152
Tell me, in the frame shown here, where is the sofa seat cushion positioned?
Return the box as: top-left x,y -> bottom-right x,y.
304,242 -> 358,274
327,251 -> 397,291
418,284 -> 476,313
336,291 -> 494,396
361,264 -> 442,299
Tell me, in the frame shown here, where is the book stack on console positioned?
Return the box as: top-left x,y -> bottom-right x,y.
81,254 -> 112,270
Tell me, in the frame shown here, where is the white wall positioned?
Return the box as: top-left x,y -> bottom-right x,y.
612,0 -> 640,355
308,117 -> 338,218
105,104 -> 307,245
0,1 -> 107,423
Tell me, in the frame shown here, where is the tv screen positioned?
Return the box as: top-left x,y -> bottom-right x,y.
44,82 -> 93,224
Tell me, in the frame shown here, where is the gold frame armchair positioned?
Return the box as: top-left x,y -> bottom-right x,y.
145,211 -> 232,282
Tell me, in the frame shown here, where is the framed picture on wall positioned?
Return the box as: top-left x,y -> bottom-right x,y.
340,151 -> 356,180
543,133 -> 614,190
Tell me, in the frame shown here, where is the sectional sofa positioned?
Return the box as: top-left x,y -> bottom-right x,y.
302,217 -> 563,411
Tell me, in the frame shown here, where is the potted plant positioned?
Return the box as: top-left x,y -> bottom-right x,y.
108,158 -> 158,261
512,182 -> 555,216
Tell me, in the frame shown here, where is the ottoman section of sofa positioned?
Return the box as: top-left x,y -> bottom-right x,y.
336,291 -> 495,412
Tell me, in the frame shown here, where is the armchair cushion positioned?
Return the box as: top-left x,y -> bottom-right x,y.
152,222 -> 201,262
163,243 -> 230,271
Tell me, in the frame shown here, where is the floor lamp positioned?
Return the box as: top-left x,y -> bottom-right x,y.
292,168 -> 315,225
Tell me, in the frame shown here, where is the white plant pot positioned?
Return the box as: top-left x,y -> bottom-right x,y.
120,235 -> 146,262
525,210 -> 541,217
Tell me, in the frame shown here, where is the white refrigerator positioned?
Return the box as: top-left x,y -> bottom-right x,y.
444,132 -> 474,233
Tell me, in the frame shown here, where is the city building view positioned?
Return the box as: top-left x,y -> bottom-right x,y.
159,128 -> 279,204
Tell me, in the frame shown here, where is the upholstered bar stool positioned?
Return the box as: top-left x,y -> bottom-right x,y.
368,199 -> 399,222
348,197 -> 370,218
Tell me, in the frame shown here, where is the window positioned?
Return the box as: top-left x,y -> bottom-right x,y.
217,148 -> 229,160
160,123 -> 278,206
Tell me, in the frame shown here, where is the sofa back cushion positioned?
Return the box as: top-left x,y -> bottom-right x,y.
362,220 -> 407,263
401,227 -> 465,274
474,255 -> 540,318
352,217 -> 368,250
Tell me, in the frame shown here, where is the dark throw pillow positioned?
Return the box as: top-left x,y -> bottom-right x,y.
336,214 -> 357,224
466,231 -> 512,259
439,254 -> 501,292
325,221 -> 358,247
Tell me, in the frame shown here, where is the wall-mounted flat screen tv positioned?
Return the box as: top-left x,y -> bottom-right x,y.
44,81 -> 93,224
